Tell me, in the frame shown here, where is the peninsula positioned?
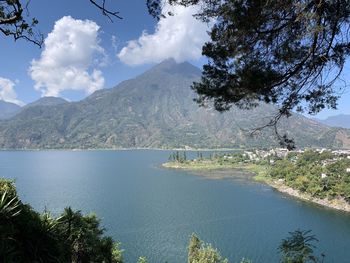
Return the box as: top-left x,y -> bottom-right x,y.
163,149 -> 350,212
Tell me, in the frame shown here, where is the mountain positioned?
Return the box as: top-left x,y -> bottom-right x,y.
315,114 -> 350,129
0,100 -> 21,120
23,97 -> 68,109
0,59 -> 349,149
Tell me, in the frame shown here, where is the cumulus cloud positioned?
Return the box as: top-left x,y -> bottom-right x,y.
117,4 -> 210,65
0,77 -> 23,105
30,16 -> 105,97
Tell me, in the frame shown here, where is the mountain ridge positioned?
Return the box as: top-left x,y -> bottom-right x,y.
0,60 -> 349,149
23,96 -> 69,109
0,100 -> 21,120
315,114 -> 350,129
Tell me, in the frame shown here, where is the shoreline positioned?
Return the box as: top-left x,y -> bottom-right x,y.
162,162 -> 350,213
267,179 -> 350,213
0,146 -> 348,152
0,147 -> 244,152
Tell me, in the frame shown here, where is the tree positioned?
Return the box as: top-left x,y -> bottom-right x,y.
279,230 -> 324,263
137,256 -> 148,263
0,179 -> 124,263
0,0 -> 43,46
3,1 -> 350,148
188,233 -> 202,263
0,0 -> 121,47
148,0 -> 350,149
188,233 -> 229,263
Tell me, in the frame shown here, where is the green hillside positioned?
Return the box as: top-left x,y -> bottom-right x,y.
0,59 -> 349,149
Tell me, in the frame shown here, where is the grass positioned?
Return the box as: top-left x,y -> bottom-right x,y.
163,160 -> 272,182
163,161 -> 247,170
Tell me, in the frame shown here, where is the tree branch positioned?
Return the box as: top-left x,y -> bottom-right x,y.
89,0 -> 122,21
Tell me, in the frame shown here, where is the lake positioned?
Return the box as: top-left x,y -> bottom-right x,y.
1,150 -> 350,262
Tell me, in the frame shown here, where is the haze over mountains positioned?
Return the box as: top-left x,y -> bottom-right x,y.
0,100 -> 21,119
0,97 -> 69,120
22,96 -> 68,109
315,114 -> 350,129
0,59 -> 349,149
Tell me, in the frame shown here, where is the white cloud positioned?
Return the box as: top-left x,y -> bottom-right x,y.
30,16 -> 105,97
117,4 -> 210,65
0,77 -> 23,106
111,35 -> 118,51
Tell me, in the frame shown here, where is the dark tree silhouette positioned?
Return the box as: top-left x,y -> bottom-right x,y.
148,0 -> 350,149
279,229 -> 324,263
0,0 -> 43,46
2,1 -> 350,148
0,0 -> 122,47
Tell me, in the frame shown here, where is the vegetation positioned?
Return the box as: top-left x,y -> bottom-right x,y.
279,230 -> 323,263
269,150 -> 350,201
0,0 -> 122,46
0,179 -> 123,263
165,149 -> 350,205
2,1 -> 350,148
137,256 -> 148,263
1,178 -> 327,263
188,231 -> 324,263
165,151 -> 256,170
1,60 -> 348,150
154,0 -> 350,149
169,151 -> 188,163
188,233 -> 229,263
0,0 -> 42,46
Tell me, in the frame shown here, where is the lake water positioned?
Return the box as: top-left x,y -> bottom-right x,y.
1,150 -> 350,263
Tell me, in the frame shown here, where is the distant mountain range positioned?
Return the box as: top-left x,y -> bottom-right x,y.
0,97 -> 68,120
0,100 -> 21,119
0,59 -> 349,149
23,96 -> 68,109
315,114 -> 350,129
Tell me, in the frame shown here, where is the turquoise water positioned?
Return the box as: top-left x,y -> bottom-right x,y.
1,150 -> 350,263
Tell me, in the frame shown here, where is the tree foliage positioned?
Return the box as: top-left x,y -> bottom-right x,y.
0,0 -> 121,47
279,230 -> 323,263
0,179 -> 123,263
2,1 -> 350,148
137,256 -> 148,263
270,150 -> 350,201
0,0 -> 42,46
1,179 -> 330,263
148,0 -> 350,149
188,233 -> 229,263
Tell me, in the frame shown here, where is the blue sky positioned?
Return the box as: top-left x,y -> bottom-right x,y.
0,0 -> 349,119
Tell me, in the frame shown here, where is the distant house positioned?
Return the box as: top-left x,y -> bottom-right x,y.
332,150 -> 350,156
346,168 -> 350,173
321,173 -> 327,179
275,148 -> 289,158
316,148 -> 328,153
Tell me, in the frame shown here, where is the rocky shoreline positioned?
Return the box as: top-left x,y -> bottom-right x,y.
268,179 -> 350,213
163,162 -> 350,213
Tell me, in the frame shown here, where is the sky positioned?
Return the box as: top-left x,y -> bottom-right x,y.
0,0 -> 349,119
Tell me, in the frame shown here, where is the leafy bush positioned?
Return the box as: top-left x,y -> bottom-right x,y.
0,179 -> 123,263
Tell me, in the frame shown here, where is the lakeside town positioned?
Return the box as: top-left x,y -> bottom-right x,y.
243,147 -> 350,160
242,148 -> 350,171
